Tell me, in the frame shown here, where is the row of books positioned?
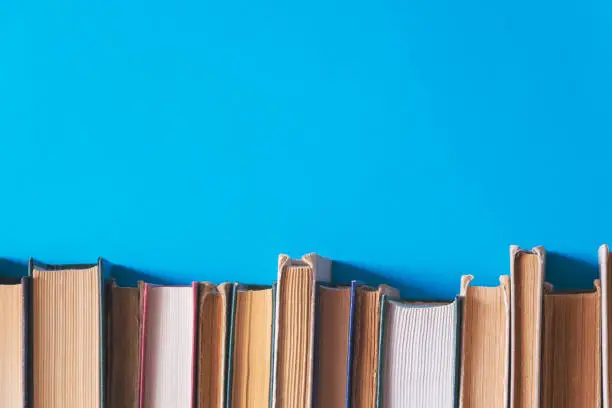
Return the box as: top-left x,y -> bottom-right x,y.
0,245 -> 610,408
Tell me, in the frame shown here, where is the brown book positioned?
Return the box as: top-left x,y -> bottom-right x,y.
314,284 -> 351,408
350,284 -> 398,408
230,285 -> 274,408
459,275 -> 511,408
510,246 -> 545,408
0,277 -> 29,408
272,253 -> 331,408
31,260 -> 105,408
542,282 -> 601,408
601,245 -> 612,408
107,282 -> 143,408
197,282 -> 232,408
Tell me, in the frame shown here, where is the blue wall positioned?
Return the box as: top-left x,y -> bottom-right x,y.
1,0 -> 611,298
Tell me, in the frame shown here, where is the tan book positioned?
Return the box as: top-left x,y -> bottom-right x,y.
229,284 -> 275,408
601,245 -> 612,408
350,284 -> 398,408
542,282 -> 601,408
31,260 -> 105,408
314,284 -> 352,408
107,282 -> 143,408
0,277 -> 29,408
272,253 -> 332,408
197,282 -> 232,408
459,275 -> 511,408
510,246 -> 545,408
140,283 -> 198,408
378,296 -> 461,408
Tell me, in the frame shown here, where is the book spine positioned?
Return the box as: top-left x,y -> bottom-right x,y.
138,283 -> 150,408
225,284 -> 239,408
601,245 -> 610,408
375,295 -> 389,408
22,276 -> 32,408
345,281 -> 359,408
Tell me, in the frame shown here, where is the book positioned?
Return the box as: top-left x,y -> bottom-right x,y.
542,281 -> 601,408
459,275 -> 511,408
377,295 -> 462,408
313,283 -> 354,408
107,281 -> 143,408
197,282 -> 232,408
30,259 -> 106,408
272,253 -> 332,408
139,283 -> 198,408
510,246 -> 545,408
0,277 -> 30,408
350,284 -> 399,408
601,245 -> 612,408
227,284 -> 275,408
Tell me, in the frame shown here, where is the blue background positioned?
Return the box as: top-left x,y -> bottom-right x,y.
1,0 -> 610,298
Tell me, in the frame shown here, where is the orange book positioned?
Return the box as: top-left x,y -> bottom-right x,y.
510,246 -> 545,408
0,277 -> 30,408
30,259 -> 106,408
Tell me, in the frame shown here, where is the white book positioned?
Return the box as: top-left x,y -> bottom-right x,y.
141,284 -> 197,408
379,298 -> 460,408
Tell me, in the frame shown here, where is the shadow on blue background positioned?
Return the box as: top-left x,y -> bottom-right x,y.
546,252 -> 599,291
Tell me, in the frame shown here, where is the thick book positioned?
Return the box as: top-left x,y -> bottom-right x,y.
139,283 -> 198,408
0,277 -> 30,408
271,253 -> 332,408
313,283 -> 354,408
30,259 -> 107,408
226,284 -> 275,408
197,282 -> 232,408
459,275 -> 511,408
350,283 -> 399,408
510,246 -> 545,408
107,281 -> 144,408
542,282 -> 601,408
376,295 -> 462,408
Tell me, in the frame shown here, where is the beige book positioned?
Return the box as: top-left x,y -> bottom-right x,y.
510,246 -> 545,408
32,262 -> 103,408
108,283 -> 142,408
459,275 -> 511,408
272,253 -> 332,408
351,284 -> 398,408
0,279 -> 26,408
140,284 -> 197,408
197,282 -> 231,408
314,285 -> 351,408
601,245 -> 612,408
542,283 -> 601,408
380,298 -> 460,408
230,285 -> 274,408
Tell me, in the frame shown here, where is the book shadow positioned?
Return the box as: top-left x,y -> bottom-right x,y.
0,258 -> 28,278
108,263 -> 175,287
545,252 -> 599,291
332,261 -> 438,300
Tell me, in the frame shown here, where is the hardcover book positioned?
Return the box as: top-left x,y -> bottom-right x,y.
139,283 -> 198,408
510,246 -> 546,408
459,275 -> 511,408
0,277 -> 30,408
227,284 -> 275,408
30,259 -> 107,408
377,295 -> 462,408
271,253 -> 332,408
